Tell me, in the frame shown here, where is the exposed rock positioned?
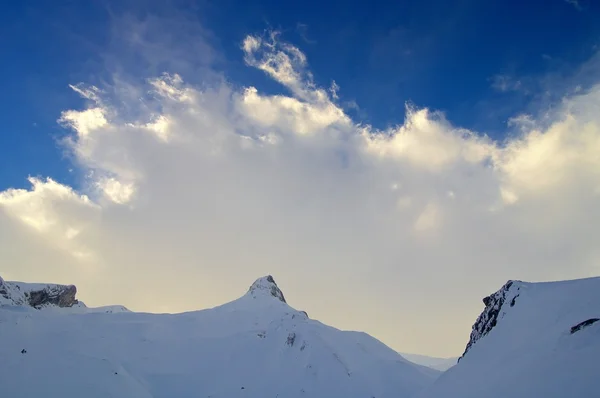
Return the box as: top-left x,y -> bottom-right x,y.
0,277 -> 79,309
570,318 -> 599,334
459,280 -> 522,361
286,332 -> 296,347
247,275 -> 287,303
27,285 -> 78,308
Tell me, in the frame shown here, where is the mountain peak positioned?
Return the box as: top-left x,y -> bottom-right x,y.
459,279 -> 522,360
247,275 -> 286,303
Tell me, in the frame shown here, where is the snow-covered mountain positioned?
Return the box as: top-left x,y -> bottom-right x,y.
0,275 -> 439,398
0,275 -> 129,313
399,353 -> 457,371
3,274 -> 598,397
417,277 -> 600,398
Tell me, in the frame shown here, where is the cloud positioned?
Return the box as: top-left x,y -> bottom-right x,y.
361,106 -> 496,171
1,31 -> 600,358
59,107 -> 107,137
490,74 -> 524,93
330,80 -> 340,100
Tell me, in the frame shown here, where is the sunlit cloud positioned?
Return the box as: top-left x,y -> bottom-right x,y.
1,29 -> 599,358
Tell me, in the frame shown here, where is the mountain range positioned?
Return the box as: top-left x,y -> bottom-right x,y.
0,274 -> 598,397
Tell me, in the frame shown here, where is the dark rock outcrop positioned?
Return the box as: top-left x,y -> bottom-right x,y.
570,318 -> 599,334
459,280 -> 522,361
0,276 -> 79,309
286,332 -> 296,346
27,285 -> 78,308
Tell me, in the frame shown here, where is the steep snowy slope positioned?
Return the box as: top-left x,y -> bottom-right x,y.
0,275 -> 438,398
399,353 -> 457,371
417,276 -> 600,398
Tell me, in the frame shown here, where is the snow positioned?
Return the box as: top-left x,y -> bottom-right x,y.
2,274 -> 598,397
0,275 -> 438,398
247,275 -> 287,303
0,279 -> 71,306
417,276 -> 600,398
59,303 -> 131,314
399,353 -> 457,371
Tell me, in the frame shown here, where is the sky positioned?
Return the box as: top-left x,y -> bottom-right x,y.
0,0 -> 599,357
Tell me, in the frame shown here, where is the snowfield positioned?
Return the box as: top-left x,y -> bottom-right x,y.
0,276 -> 438,398
1,274 -> 598,398
417,277 -> 600,398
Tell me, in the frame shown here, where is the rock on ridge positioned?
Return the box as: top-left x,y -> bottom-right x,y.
247,275 -> 286,303
459,280 -> 522,361
0,277 -> 79,309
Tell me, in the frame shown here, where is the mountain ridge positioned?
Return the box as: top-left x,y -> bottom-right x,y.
0,274 -> 440,398
2,274 -> 598,397
418,276 -> 600,398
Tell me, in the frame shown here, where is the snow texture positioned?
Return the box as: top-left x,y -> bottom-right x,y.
0,275 -> 438,398
417,276 -> 600,398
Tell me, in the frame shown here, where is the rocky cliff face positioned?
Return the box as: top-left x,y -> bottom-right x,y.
459,280 -> 522,361
0,276 -> 79,309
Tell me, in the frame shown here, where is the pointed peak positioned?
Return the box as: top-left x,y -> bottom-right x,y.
247,275 -> 286,303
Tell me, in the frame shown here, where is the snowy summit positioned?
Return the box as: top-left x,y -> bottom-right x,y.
246,275 -> 287,303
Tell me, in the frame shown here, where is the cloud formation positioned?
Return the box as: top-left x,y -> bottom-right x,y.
1,31 -> 599,357
490,74 -> 524,93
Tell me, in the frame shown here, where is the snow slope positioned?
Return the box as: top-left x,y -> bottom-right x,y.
399,353 -> 457,371
0,275 -> 438,398
417,276 -> 600,398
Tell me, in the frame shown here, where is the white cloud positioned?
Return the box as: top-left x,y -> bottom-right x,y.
1,32 -> 600,358
242,31 -> 330,104
361,106 -> 496,171
330,80 -> 340,100
59,108 -> 107,137
238,87 -> 350,135
0,177 -> 99,261
97,178 -> 136,205
242,35 -> 261,54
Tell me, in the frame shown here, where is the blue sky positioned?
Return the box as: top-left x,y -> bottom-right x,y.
1,1 -> 600,356
1,0 -> 599,191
